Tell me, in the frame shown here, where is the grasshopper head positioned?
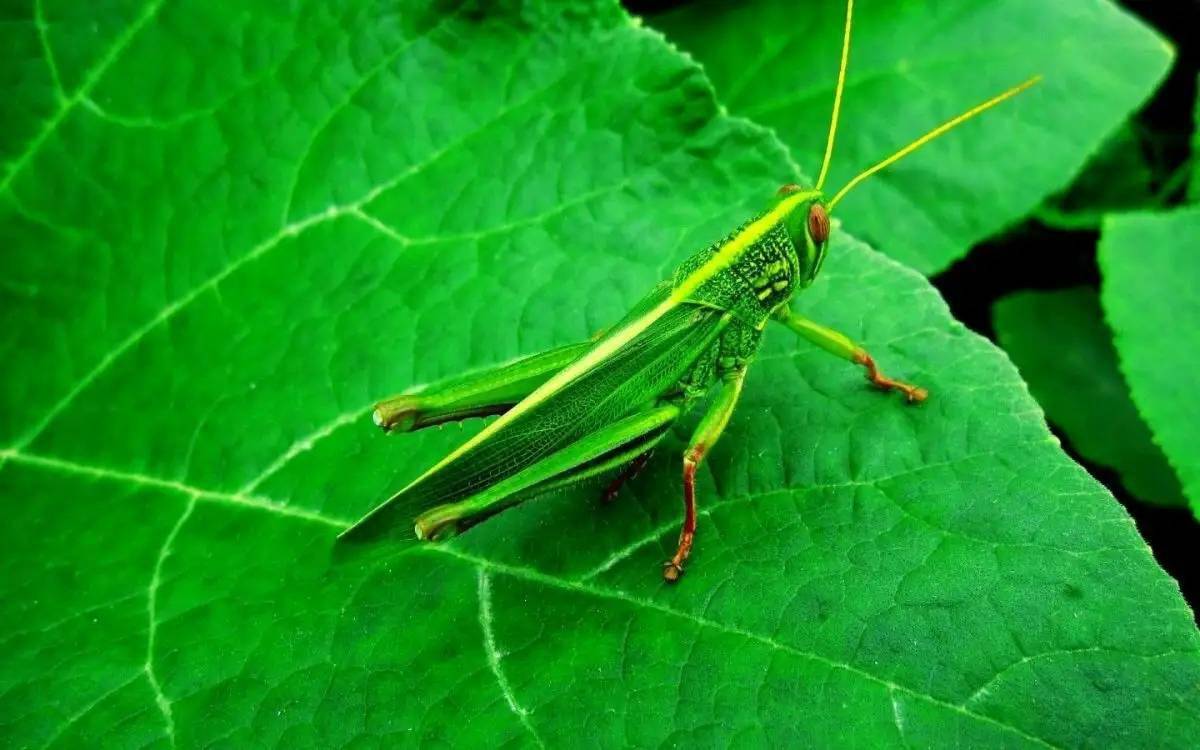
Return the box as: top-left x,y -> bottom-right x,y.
769,63 -> 1037,291
776,183 -> 831,287
781,0 -> 1039,289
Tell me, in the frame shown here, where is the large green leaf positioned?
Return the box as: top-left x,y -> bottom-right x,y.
651,0 -> 1172,274
993,288 -> 1186,508
3,1 -> 1198,747
1100,206 -> 1200,517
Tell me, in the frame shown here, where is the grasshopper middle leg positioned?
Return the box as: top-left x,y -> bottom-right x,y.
664,367 -> 747,583
601,450 -> 653,504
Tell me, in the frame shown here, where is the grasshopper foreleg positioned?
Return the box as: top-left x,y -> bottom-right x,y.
772,306 -> 928,403
373,340 -> 593,432
664,367 -> 747,583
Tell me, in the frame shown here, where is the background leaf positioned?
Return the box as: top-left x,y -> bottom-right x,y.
1035,125 -> 1158,230
1100,205 -> 1200,517
993,288 -> 1186,507
1191,73 -> 1200,201
3,1 -> 1199,748
651,0 -> 1173,274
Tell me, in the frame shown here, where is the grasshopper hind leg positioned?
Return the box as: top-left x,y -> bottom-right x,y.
373,340 -> 594,432
411,404 -> 681,541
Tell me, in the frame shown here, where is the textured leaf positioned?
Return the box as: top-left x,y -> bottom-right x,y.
651,0 -> 1173,274
3,1 -> 1200,748
993,288 -> 1186,507
1100,206 -> 1200,518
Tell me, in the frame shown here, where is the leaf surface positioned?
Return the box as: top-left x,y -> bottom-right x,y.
2,1 -> 1199,747
1100,206 -> 1200,517
993,288 -> 1185,507
651,0 -> 1173,273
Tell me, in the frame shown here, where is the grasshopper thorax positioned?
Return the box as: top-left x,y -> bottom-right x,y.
669,185 -> 831,326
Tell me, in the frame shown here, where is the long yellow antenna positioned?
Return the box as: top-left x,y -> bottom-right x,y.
828,75 -> 1042,209
815,0 -> 854,191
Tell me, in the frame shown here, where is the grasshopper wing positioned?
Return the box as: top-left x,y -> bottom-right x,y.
342,285 -> 729,542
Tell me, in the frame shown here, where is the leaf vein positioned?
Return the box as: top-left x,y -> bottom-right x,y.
38,671 -> 143,749
431,545 -> 1062,750
143,498 -> 194,747
0,448 -> 350,528
576,445 -> 1127,582
959,646 -> 1200,709
278,1 -> 469,224
238,406 -> 370,495
34,0 -> 64,102
1,0 -> 165,192
476,568 -> 546,748
10,205 -> 350,451
12,44 -> 641,451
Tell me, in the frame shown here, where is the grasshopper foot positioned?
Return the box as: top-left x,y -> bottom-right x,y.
373,396 -> 420,433
414,503 -> 465,541
853,351 -> 928,404
870,376 -> 928,403
663,527 -> 694,584
663,560 -> 685,583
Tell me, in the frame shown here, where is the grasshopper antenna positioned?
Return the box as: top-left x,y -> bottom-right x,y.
815,0 -> 854,191
828,75 -> 1042,209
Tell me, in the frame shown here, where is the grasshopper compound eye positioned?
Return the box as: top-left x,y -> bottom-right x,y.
807,202 -> 830,245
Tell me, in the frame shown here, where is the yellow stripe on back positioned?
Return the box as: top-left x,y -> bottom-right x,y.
669,189 -> 815,303
399,190 -> 817,491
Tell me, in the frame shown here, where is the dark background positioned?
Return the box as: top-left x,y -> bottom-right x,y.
937,0 -> 1199,613
627,0 -> 1200,613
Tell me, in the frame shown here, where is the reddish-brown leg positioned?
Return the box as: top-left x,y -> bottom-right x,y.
772,307 -> 929,405
601,450 -> 652,504
853,351 -> 928,403
662,369 -> 747,583
663,448 -> 702,582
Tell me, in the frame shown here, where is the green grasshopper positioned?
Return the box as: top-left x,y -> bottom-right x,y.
341,0 -> 1039,581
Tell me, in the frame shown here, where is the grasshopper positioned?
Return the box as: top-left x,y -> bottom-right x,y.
341,0 -> 1039,581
